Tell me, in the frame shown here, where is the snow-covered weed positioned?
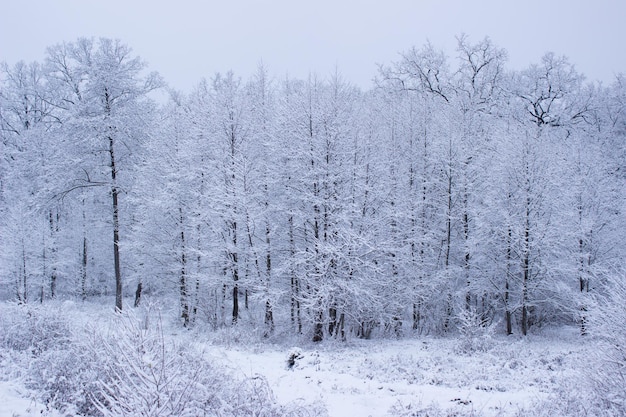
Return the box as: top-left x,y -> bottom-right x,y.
513,394 -> 591,417
208,321 -> 265,347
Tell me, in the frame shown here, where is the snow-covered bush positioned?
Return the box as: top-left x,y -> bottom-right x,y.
29,341 -> 105,415
0,302 -> 105,415
92,310 -> 222,417
0,302 -> 71,355
588,269 -> 626,415
454,307 -> 497,354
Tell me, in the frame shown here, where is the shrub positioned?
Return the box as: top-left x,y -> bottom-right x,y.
0,302 -> 71,355
454,307 -> 497,354
588,268 -> 626,415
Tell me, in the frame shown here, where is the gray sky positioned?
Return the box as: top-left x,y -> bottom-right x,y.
1,0 -> 624,91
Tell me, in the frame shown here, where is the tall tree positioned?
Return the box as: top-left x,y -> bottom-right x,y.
45,37 -> 162,311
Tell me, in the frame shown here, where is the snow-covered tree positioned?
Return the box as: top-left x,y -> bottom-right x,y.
45,37 -> 163,310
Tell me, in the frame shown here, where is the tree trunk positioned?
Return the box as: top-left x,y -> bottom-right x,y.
521,201 -> 530,336
106,89 -> 122,313
413,300 -> 422,331
232,284 -> 239,324
110,135 -> 122,313
81,198 -> 88,301
41,237 -> 47,303
48,210 -> 58,299
81,235 -> 88,301
134,282 -> 142,307
328,305 -> 337,335
19,239 -> 27,303
264,300 -> 274,337
313,308 -> 324,342
231,224 -> 239,324
338,312 -> 345,341
288,215 -> 301,333
505,226 -> 512,335
578,197 -> 590,336
443,152 -> 453,332
505,281 -> 512,335
179,214 -> 189,327
463,208 -> 471,311
264,213 -> 274,336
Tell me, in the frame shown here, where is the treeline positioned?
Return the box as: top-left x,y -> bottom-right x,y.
1,36 -> 624,340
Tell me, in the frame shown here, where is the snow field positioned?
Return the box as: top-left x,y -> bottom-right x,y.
212,333 -> 587,417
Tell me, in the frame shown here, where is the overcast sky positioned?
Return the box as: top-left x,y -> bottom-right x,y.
1,0 -> 624,92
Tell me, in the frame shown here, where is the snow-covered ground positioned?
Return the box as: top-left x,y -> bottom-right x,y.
0,301 -> 591,417
0,380 -> 62,417
211,332 -> 586,417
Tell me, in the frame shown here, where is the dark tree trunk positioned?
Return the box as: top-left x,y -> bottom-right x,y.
106,90 -> 122,313
328,306 -> 337,335
413,301 -> 422,331
313,309 -> 324,342
48,210 -> 58,299
505,225 -> 513,335
192,276 -> 200,324
506,310 -> 512,335
231,224 -> 239,324
221,283 -> 227,325
264,300 -> 274,337
111,139 -> 122,313
463,209 -> 471,311
134,282 -> 142,307
81,236 -> 88,301
338,312 -> 345,341
232,284 -> 239,324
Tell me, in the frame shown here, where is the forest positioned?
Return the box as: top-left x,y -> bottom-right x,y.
0,36 -> 625,416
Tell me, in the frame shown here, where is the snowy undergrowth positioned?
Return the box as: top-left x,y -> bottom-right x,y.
0,299 -> 616,416
0,300 -> 324,416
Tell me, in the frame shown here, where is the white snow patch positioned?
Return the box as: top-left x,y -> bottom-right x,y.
0,380 -> 50,417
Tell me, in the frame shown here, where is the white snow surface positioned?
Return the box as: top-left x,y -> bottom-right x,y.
0,380 -> 60,417
205,329 -> 585,417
